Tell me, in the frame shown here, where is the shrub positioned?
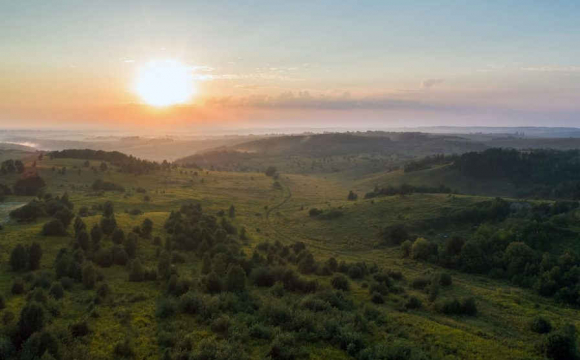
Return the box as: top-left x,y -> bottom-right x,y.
12,278 -> 25,295
438,297 -> 478,316
48,282 -> 64,299
100,215 -> 117,236
250,267 -> 276,287
70,321 -> 90,337
113,339 -> 135,358
28,242 -> 42,270
60,276 -> 74,290
18,302 -> 45,340
439,273 -> 452,287
530,316 -> 552,334
112,228 -> 125,244
10,244 -> 28,271
308,208 -> 323,217
348,265 -> 364,280
42,219 -> 66,236
211,315 -> 230,336
97,282 -> 111,298
543,325 -> 578,360
90,224 -> 103,246
202,272 -> 223,294
331,274 -> 350,291
401,240 -> 412,258
405,296 -> 423,310
156,297 -> 176,318
411,277 -> 430,290
371,292 -> 384,304
411,238 -> 432,260
125,233 -> 138,258
112,246 -> 129,266
0,294 -> 4,310
226,265 -> 246,293
94,248 -> 113,268
268,333 -> 301,360
128,259 -> 145,282
82,262 -> 97,289
21,330 -> 61,360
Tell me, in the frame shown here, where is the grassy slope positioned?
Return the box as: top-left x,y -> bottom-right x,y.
0,156 -> 576,359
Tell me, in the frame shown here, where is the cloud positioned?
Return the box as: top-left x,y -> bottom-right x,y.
520,65 -> 580,73
202,91 -> 450,112
421,79 -> 444,89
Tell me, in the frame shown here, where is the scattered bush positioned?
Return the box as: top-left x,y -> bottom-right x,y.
331,274 -> 350,291
42,219 -> 66,236
530,316 -> 552,334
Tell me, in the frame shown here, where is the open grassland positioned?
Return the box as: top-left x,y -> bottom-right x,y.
0,155 -> 578,359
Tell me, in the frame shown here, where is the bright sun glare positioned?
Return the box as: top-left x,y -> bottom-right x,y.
134,60 -> 195,107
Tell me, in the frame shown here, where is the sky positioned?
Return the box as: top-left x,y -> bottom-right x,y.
1,0 -> 580,130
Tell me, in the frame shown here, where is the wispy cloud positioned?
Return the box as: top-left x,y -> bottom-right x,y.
421,79 -> 444,89
520,65 -> 580,73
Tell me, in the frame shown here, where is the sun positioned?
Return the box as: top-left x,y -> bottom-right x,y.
133,60 -> 195,107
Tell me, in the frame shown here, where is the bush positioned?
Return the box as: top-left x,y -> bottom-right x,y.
401,240 -> 412,258
530,316 -> 552,334
156,297 -> 176,318
543,325 -> 578,360
348,265 -> 364,280
226,265 -> 246,293
12,278 -> 25,295
250,267 -> 276,287
331,274 -> 350,291
0,294 -> 4,310
28,242 -> 42,270
10,244 -> 28,271
82,262 -> 97,289
42,219 -> 66,236
411,238 -> 432,260
438,297 -> 477,316
112,228 -> 125,244
70,321 -> 90,337
128,259 -> 145,282
100,215 -> 117,236
371,292 -> 384,304
405,296 -> 422,310
97,282 -> 111,298
48,282 -> 64,299
411,277 -> 430,290
268,333 -> 301,360
113,339 -> 135,358
18,302 -> 45,340
439,273 -> 452,287
308,208 -> 323,217
94,248 -> 113,268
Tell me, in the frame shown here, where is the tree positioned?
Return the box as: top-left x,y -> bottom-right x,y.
103,201 -> 114,217
141,218 -> 153,238
100,215 -> 117,236
82,262 -> 96,289
125,232 -> 138,258
100,162 -> 108,172
74,216 -> 87,236
18,302 -> 45,340
347,190 -> 358,201
76,230 -> 90,251
265,166 -> 277,177
13,175 -> 46,196
10,244 -> 28,271
201,253 -> 212,275
411,238 -> 431,261
42,219 -> 66,236
331,274 -> 350,291
203,272 -> 222,294
28,242 -> 42,270
226,265 -> 246,292
228,205 -> 236,218
54,208 -> 74,228
112,228 -> 125,244
382,224 -> 409,246
91,224 -> 103,247
129,259 -> 144,282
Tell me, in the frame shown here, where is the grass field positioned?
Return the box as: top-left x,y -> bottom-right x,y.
0,154 -> 577,359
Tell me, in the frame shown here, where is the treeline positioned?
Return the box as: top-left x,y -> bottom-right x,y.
404,154 -> 456,173
49,149 -> 165,174
453,148 -> 580,199
395,198 -> 580,307
1,159 -> 25,175
365,184 -> 454,199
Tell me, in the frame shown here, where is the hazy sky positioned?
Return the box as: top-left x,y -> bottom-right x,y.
1,0 -> 580,129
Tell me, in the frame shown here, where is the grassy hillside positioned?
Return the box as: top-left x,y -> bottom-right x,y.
0,151 -> 579,359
